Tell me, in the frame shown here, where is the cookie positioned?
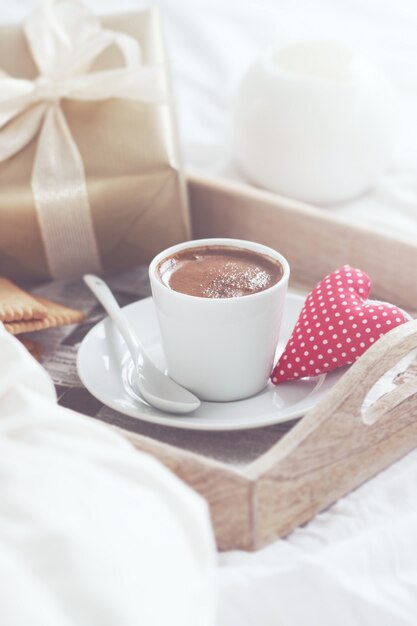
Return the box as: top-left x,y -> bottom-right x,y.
5,296 -> 84,335
0,278 -> 48,322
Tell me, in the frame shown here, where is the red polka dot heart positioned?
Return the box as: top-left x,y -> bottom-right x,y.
271,265 -> 408,385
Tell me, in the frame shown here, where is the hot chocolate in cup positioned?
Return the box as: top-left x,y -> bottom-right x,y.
149,238 -> 290,402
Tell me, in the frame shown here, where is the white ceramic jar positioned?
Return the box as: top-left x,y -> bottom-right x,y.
232,41 -> 397,205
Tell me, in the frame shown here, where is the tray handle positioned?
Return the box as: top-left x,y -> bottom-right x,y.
342,319 -> 417,423
245,320 -> 417,547
362,364 -> 417,425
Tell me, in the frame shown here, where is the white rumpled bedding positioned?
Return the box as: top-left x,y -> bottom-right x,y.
2,1 -> 417,624
154,3 -> 417,623
151,1 -> 417,623
0,327 -> 216,626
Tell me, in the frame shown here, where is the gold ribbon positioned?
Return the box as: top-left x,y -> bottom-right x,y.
0,0 -> 165,278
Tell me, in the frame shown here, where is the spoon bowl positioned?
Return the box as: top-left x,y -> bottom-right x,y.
83,275 -> 200,415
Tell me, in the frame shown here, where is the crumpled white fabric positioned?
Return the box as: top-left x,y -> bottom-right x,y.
0,326 -> 216,626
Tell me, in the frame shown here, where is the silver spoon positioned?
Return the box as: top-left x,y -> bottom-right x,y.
83,275 -> 200,414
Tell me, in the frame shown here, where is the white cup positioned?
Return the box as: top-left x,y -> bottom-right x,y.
149,238 -> 290,402
232,41 -> 397,205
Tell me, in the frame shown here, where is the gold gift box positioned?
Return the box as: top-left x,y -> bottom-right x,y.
0,8 -> 190,280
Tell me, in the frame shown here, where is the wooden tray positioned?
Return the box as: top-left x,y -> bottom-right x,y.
116,174 -> 417,551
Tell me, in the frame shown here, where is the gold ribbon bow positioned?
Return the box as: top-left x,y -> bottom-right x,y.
0,0 -> 165,278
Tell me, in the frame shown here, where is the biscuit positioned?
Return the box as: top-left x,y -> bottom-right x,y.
5,296 -> 84,335
0,278 -> 48,322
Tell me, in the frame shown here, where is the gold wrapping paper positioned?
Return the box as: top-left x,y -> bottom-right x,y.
0,8 -> 190,280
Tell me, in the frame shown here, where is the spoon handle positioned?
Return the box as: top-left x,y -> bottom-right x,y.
83,274 -> 142,363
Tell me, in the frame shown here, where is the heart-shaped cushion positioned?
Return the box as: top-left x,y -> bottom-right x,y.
271,265 -> 408,385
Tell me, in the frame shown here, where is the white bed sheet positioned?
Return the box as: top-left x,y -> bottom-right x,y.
133,2 -> 417,623
0,327 -> 216,626
157,4 -> 417,623
2,1 -> 417,624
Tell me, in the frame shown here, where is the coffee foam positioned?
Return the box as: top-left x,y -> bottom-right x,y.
157,245 -> 283,298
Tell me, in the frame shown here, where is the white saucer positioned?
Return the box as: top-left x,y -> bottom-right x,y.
77,293 -> 346,431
